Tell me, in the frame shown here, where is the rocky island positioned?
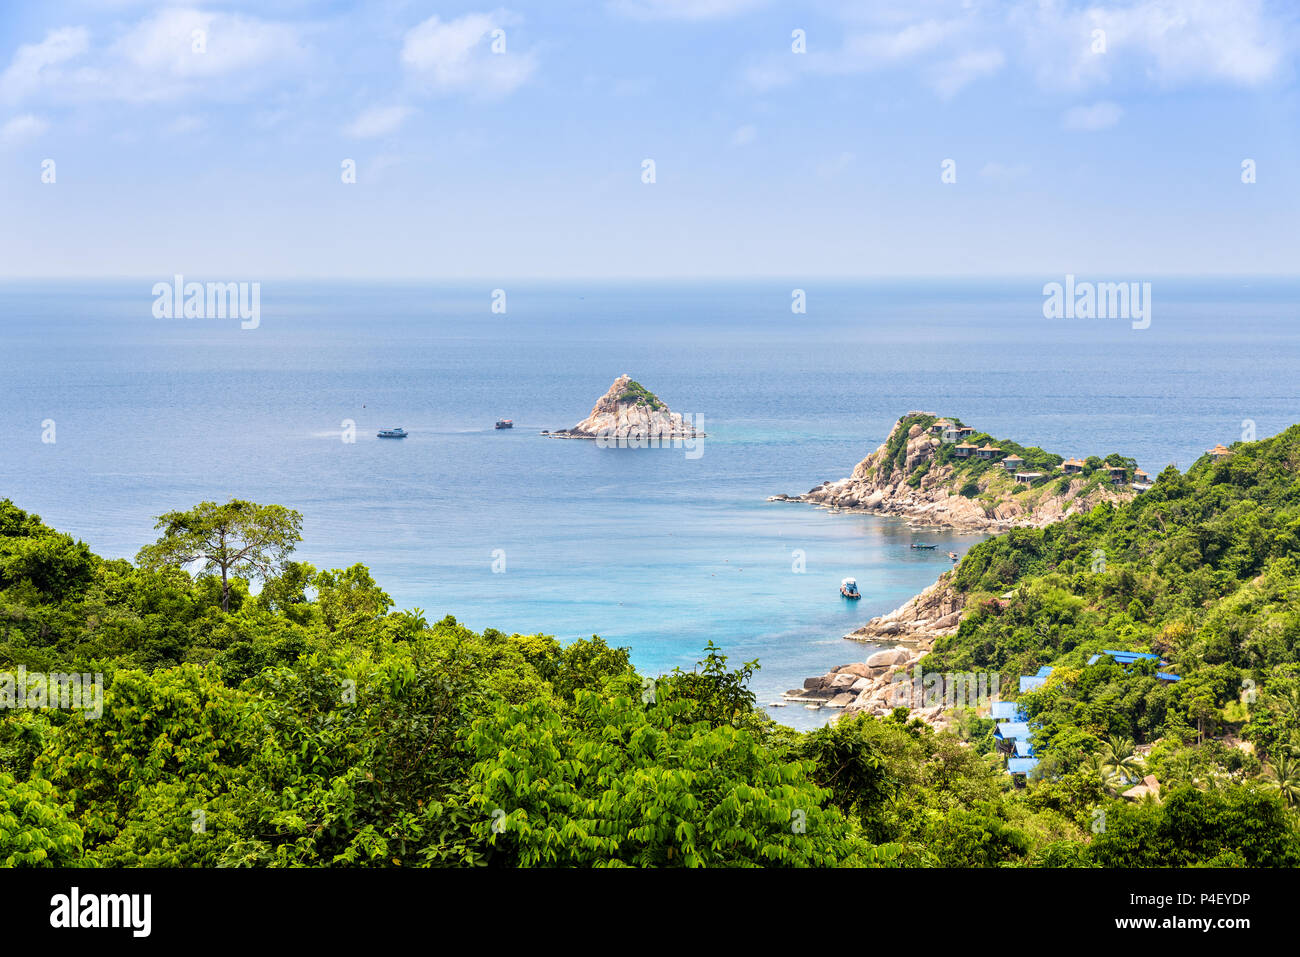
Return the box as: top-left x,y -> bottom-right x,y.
770,411 -> 1142,531
546,374 -> 704,441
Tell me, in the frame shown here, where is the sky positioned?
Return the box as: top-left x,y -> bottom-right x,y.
0,0 -> 1298,279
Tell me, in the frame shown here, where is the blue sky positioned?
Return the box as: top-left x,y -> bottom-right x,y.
1,0 -> 1298,278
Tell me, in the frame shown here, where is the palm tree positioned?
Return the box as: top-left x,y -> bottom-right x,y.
1099,735 -> 1144,789
1263,749 -> 1300,808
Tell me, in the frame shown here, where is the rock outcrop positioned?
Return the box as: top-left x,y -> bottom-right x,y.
770,412 -> 1136,531
548,374 -> 703,440
782,575 -> 967,728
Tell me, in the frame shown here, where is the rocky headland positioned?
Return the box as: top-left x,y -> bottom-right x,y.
778,411 -> 1148,727
769,411 -> 1138,532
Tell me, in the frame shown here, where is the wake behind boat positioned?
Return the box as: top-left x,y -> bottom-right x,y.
377,427 -> 407,438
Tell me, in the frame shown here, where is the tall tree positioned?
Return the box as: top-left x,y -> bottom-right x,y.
136,499 -> 303,612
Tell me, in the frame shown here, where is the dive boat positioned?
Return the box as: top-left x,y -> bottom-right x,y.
840,577 -> 861,600
377,427 -> 408,439
495,419 -> 513,429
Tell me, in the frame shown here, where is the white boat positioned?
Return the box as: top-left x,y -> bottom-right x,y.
840,577 -> 861,600
377,427 -> 407,438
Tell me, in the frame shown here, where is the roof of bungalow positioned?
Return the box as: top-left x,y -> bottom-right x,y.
1135,469 -> 1151,477
1018,669 -> 1052,692
1013,739 -> 1034,757
1207,444 -> 1233,455
1004,454 -> 1025,462
1060,457 -> 1086,468
991,701 -> 1026,721
995,722 -> 1032,741
1007,757 -> 1039,775
1086,649 -> 1184,682
955,441 -> 979,449
1088,649 -> 1165,665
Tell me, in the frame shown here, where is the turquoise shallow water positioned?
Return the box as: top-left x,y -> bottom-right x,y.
2,278 -> 1298,728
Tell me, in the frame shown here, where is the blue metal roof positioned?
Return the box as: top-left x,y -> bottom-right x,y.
1013,739 -> 1033,757
995,722 -> 1031,740
1156,672 -> 1182,682
1007,757 -> 1039,775
990,701 -> 1025,721
1086,653 -> 1102,665
1035,665 -> 1055,677
1019,675 -> 1048,692
1103,649 -> 1162,661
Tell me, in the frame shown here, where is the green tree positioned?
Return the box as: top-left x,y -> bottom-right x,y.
137,500 -> 303,613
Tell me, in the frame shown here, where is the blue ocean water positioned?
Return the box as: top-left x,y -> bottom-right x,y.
2,278 -> 1298,729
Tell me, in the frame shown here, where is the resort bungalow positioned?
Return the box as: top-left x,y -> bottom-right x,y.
1059,457 -> 1086,474
975,444 -> 1003,460
1207,444 -> 1233,461
929,419 -> 953,435
1134,469 -> 1150,483
1014,471 -> 1045,485
1087,649 -> 1181,683
1018,666 -> 1053,693
1002,455 -> 1026,471
1105,465 -> 1128,484
991,701 -> 1027,722
954,442 -> 978,458
955,426 -> 975,438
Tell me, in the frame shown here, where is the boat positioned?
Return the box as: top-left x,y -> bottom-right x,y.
948,551 -> 959,561
377,427 -> 407,439
911,543 -> 937,550
495,419 -> 513,429
840,577 -> 861,600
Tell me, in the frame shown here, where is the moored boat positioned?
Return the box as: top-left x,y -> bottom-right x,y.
495,419 -> 513,429
911,543 -> 937,550
840,577 -> 861,600
377,427 -> 407,438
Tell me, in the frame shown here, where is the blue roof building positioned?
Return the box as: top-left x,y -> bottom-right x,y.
1007,757 -> 1039,775
1086,649 -> 1181,681
991,701 -> 1026,722
995,722 -> 1031,741
1019,674 -> 1048,692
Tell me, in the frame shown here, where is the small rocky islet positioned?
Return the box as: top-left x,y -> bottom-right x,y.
545,374 -> 704,441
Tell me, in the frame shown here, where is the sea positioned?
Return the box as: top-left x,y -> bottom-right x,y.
2,278 -> 1298,729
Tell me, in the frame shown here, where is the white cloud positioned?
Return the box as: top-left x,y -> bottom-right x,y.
1062,100 -> 1123,130
730,123 -> 756,146
612,0 -> 766,20
0,27 -> 90,102
0,10 -> 308,105
930,48 -> 1004,97
345,105 -> 413,138
0,113 -> 49,146
979,160 -> 1030,182
815,150 -> 855,178
743,0 -> 1296,98
401,11 -> 537,98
